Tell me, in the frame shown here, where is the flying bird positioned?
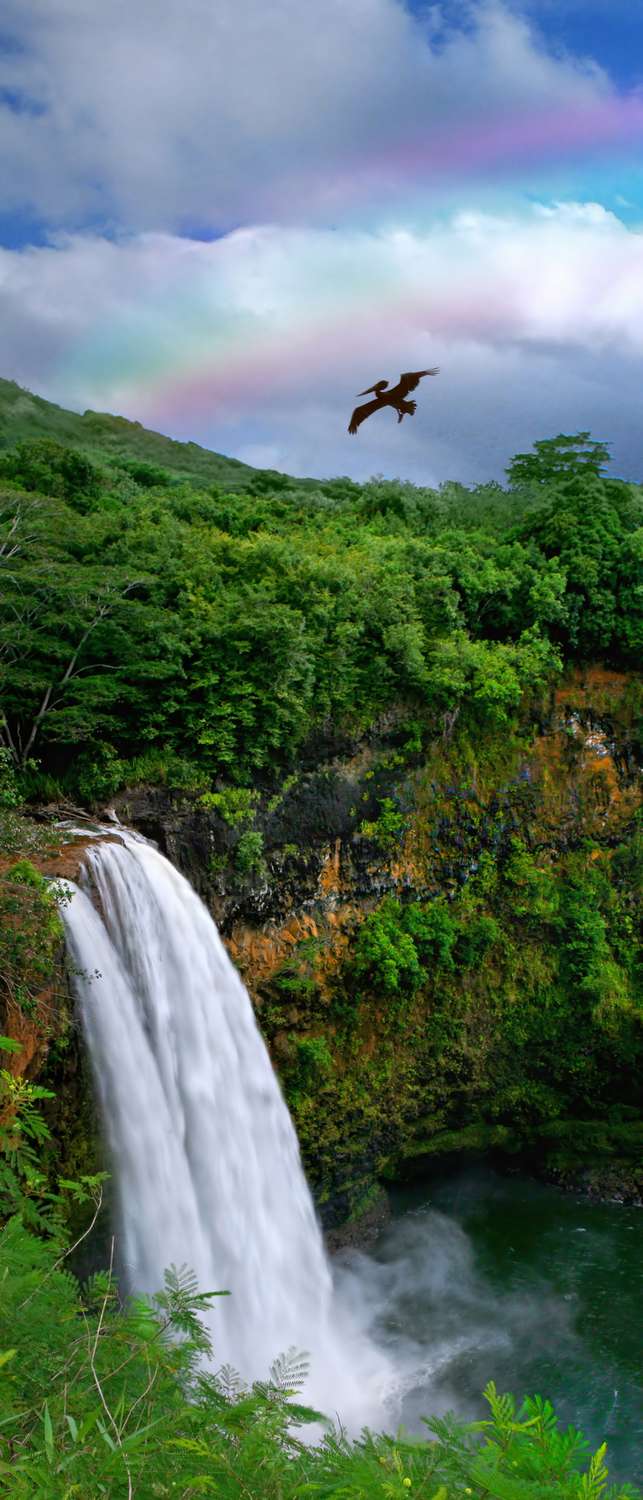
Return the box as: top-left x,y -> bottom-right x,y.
348,368 -> 439,435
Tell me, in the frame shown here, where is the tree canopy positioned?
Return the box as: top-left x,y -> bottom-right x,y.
0,428 -> 640,796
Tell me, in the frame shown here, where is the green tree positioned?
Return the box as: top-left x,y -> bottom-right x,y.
506,432 -> 611,487
0,437 -> 103,508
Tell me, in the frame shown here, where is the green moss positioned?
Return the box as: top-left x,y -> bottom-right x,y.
400,1122 -> 518,1161
286,1036 -> 334,1103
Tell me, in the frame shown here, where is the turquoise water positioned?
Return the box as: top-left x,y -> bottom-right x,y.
343,1166 -> 642,1484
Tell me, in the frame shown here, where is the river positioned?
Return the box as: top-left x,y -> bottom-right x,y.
334,1165 -> 642,1484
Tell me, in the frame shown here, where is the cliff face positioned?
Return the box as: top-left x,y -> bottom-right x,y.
111,665 -> 641,1221
2,667 -> 640,1231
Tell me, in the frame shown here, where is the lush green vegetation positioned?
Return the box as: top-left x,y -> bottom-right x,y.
0,1069 -> 639,1498
271,816 -> 641,1212
0,857 -> 64,1017
0,394 -> 640,1493
0,410 -> 640,798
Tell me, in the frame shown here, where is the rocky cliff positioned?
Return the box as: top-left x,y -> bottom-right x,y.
111,665 -> 641,1223
1,666 -> 641,1233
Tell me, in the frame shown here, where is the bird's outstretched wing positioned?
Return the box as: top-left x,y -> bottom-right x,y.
397,368 -> 440,397
348,397 -> 384,434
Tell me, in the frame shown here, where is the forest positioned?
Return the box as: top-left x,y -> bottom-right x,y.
0,420 -> 640,799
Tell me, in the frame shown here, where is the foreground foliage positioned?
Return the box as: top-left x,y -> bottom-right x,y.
0,1072 -> 639,1499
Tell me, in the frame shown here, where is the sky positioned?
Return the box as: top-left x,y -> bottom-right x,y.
1,0 -> 643,485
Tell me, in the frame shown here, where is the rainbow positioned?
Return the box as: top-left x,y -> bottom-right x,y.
368,95 -> 643,182
55,90 -> 643,432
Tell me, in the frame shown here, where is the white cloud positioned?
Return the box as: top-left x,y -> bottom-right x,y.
0,0 -> 610,232
1,201 -> 642,482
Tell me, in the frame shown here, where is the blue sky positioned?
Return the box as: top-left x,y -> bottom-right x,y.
1,0 -> 642,484
410,1 -> 643,91
521,1 -> 643,90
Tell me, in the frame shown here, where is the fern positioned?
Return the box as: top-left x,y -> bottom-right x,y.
578,1443 -> 609,1499
470,1456 -> 553,1498
269,1345 -> 311,1393
521,1392 -> 560,1434
484,1379 -> 518,1437
151,1261 -> 229,1359
216,1362 -> 247,1400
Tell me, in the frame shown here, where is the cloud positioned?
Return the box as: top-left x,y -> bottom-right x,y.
1,201 -> 642,482
0,0 -> 612,233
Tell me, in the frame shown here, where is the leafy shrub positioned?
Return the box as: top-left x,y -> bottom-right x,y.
455,913 -> 500,968
350,897 -> 425,998
291,1035 -> 334,1093
116,458 -> 175,488
0,862 -> 66,1018
123,750 -> 209,793
73,742 -> 124,805
199,784 -> 259,826
503,838 -> 558,922
349,896 -> 464,1005
404,898 -> 458,969
360,796 -> 406,850
235,829 -> 266,876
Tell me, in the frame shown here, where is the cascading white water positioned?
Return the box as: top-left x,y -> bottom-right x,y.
60,829 -> 392,1424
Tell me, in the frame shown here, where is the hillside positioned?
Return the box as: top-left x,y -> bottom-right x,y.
0,375 -> 311,492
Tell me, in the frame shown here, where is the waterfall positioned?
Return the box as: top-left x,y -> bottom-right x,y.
60,830 -> 391,1424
